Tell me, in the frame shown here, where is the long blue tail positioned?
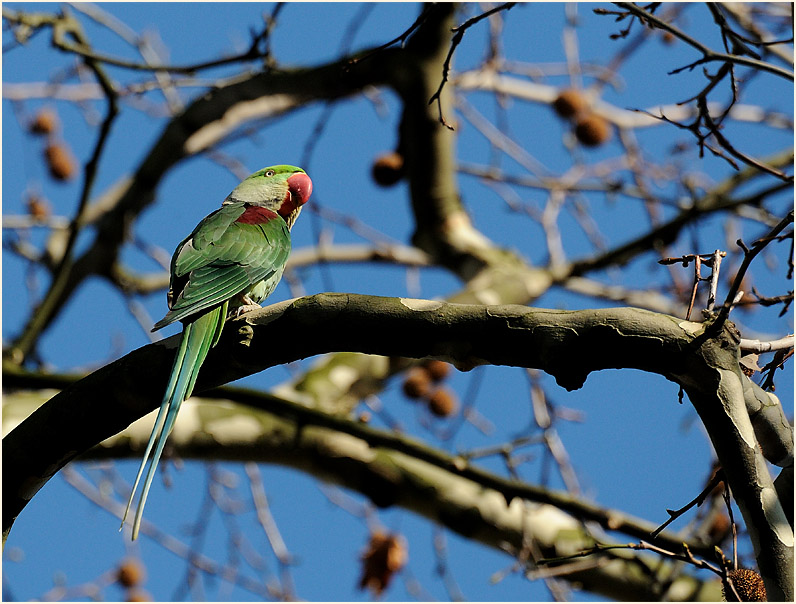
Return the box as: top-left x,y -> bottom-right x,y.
121,304 -> 226,540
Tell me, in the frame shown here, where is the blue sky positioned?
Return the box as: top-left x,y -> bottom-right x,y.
3,2 -> 793,601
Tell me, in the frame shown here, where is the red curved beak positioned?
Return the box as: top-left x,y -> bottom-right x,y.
280,171 -> 312,227
287,172 -> 313,208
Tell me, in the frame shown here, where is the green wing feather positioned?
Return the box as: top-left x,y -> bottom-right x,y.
153,203 -> 292,330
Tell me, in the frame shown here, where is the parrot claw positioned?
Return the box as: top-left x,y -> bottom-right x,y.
233,303 -> 261,319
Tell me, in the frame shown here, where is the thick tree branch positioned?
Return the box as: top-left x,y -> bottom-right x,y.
0,377 -> 716,559
3,383 -> 724,599
286,151 -> 793,420
4,293 -> 791,597
82,393 -> 721,601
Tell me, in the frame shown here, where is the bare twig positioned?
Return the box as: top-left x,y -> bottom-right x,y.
5,8 -> 120,364
657,251 -> 726,319
428,2 -> 517,128
706,249 -> 725,310
759,348 -> 793,392
347,3 -> 432,66
538,538 -> 727,577
651,469 -> 724,538
2,6 -> 280,74
739,335 -> 794,354
60,466 -> 278,598
713,210 -> 794,328
698,96 -> 794,182
607,3 -> 793,80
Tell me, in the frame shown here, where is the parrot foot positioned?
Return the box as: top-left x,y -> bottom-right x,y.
233,303 -> 262,320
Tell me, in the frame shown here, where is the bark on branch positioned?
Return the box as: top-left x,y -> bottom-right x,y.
3,293 -> 792,597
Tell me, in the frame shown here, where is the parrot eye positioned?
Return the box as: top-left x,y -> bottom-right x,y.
264,170 -> 275,177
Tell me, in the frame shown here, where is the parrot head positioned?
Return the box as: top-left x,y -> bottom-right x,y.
225,165 -> 312,229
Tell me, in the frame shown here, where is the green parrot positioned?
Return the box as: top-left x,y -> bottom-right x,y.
121,165 -> 312,540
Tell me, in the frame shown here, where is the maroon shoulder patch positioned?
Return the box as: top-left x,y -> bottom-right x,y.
235,205 -> 280,225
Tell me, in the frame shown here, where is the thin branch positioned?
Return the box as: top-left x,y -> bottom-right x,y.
538,538 -> 726,577
608,3 -> 794,80
698,96 -> 794,182
428,2 -> 517,129
347,3 -> 433,66
60,466 -> 278,598
713,210 -> 794,329
2,6 -> 278,74
658,251 -> 727,319
5,9 -> 120,365
759,348 -> 793,392
244,463 -> 293,565
651,469 -> 725,538
739,335 -> 794,354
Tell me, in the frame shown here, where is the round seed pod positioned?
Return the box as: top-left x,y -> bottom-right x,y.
723,568 -> 766,602
402,367 -> 432,400
44,142 -> 76,181
553,88 -> 588,119
117,559 -> 145,588
372,151 -> 405,187
427,388 -> 458,417
707,512 -> 731,544
26,194 -> 51,221
423,359 -> 451,382
29,108 -> 59,135
574,113 -> 612,147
